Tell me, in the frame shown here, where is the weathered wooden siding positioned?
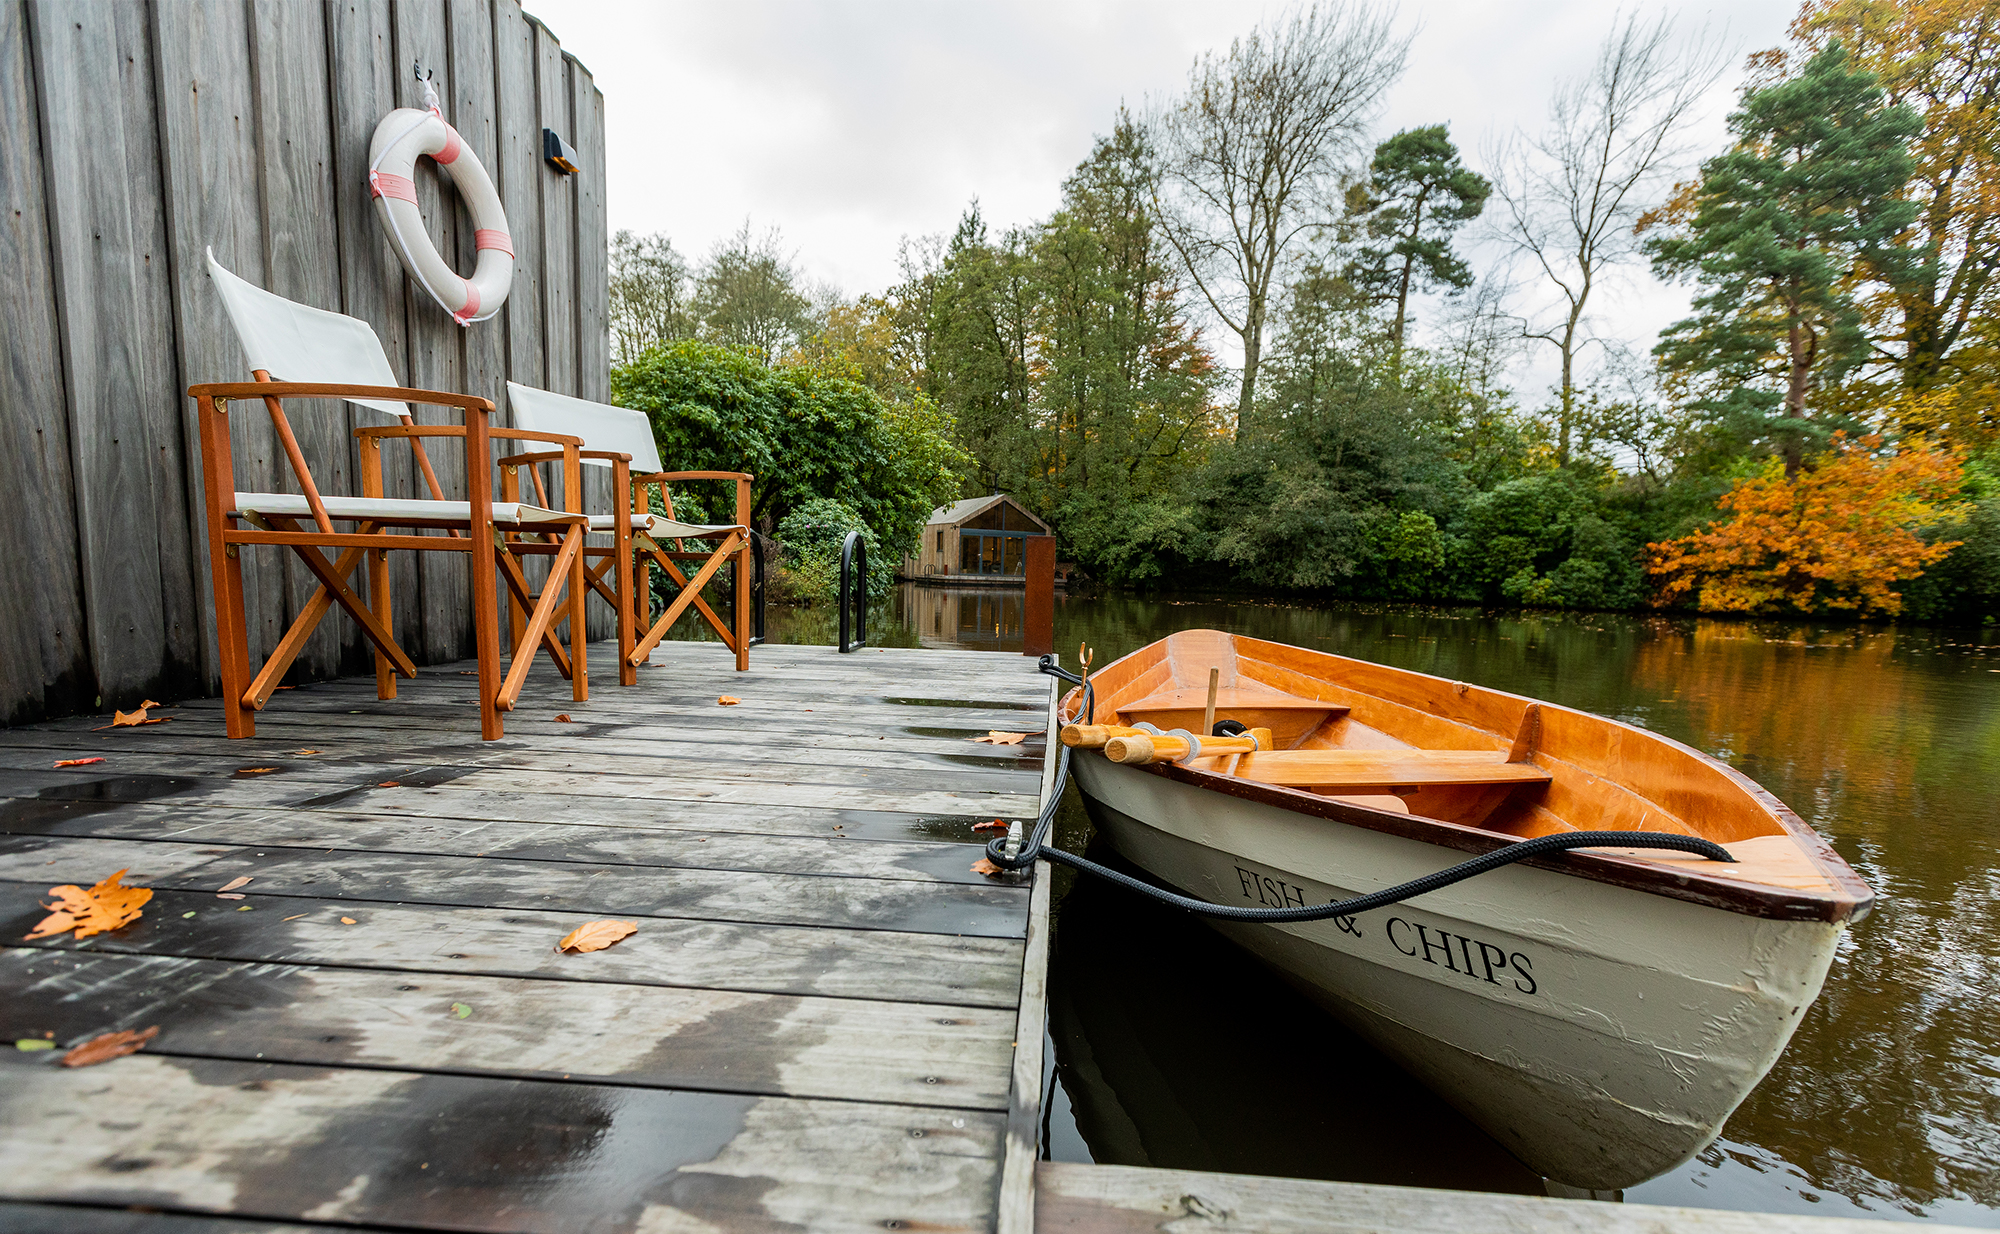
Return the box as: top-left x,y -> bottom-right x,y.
0,0 -> 609,724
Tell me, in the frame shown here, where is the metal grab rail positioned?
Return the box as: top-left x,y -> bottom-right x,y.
837,530 -> 867,652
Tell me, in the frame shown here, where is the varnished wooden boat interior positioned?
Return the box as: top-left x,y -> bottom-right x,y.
1062,630 -> 1875,921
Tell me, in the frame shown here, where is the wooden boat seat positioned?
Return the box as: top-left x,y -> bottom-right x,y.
1225,748 -> 1552,791
1119,685 -> 1348,749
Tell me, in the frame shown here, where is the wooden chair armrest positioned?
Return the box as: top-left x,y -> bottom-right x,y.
640,470 -> 755,483
189,381 -> 495,414
499,449 -> 631,466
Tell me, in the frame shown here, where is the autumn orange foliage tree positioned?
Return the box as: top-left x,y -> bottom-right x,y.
1647,435 -> 1967,615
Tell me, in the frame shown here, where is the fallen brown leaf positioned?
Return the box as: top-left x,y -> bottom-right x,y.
556,919 -> 637,953
553,714 -> 572,722
972,820 -> 1008,833
971,731 -> 1028,745
60,1026 -> 159,1068
282,914 -> 308,921
340,917 -> 357,924
970,858 -> 1004,877
112,700 -> 162,726
24,870 -> 151,941
217,876 -> 252,892
53,758 -> 104,768
717,695 -> 740,706
292,749 -> 322,757
377,781 -> 400,788
237,767 -> 279,775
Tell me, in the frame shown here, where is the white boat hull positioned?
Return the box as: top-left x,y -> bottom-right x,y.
1072,754 -> 1844,1190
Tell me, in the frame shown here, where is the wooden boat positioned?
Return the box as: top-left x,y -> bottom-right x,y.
1058,630 -> 1874,1191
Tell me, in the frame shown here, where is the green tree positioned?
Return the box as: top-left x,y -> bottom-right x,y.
611,341 -> 966,558
1342,125 -> 1491,369
925,206 -> 1037,495
609,231 -> 694,365
693,223 -> 818,366
1648,43 -> 1922,474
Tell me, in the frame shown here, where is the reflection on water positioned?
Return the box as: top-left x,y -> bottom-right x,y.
685,587 -> 2000,1221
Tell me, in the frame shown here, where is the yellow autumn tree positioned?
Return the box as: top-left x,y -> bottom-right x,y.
1648,435 -> 1967,615
1792,0 -> 2000,446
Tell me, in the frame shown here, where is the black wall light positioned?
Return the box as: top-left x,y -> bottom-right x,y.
543,128 -> 579,176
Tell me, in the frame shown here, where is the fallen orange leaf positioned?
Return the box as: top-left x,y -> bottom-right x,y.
971,858 -> 1004,877
378,781 -> 400,788
340,917 -> 357,924
292,749 -> 322,756
972,820 -> 1008,833
217,877 -> 252,892
60,1026 -> 159,1068
717,696 -> 740,706
53,758 -> 104,768
237,767 -> 279,775
554,714 -> 572,722
24,869 -> 151,941
556,919 -> 637,953
971,731 -> 1028,744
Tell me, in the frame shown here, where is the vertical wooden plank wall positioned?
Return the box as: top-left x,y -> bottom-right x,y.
0,0 -> 609,724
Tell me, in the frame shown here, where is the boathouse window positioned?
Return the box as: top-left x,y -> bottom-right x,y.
937,531 -> 944,553
957,501 -> 1031,575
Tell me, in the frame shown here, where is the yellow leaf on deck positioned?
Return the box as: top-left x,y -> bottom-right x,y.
109,701 -> 163,727
971,731 -> 1028,745
237,767 -> 278,775
24,870 -> 151,941
61,1026 -> 159,1068
340,917 -> 357,924
217,877 -> 252,892
717,696 -> 740,706
556,919 -> 637,953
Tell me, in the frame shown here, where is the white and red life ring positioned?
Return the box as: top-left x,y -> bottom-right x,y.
367,103 -> 512,326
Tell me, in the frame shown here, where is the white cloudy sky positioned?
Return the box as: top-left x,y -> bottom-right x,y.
531,0 -> 1798,401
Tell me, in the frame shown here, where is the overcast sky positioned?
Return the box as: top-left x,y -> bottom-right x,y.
531,0 -> 1798,401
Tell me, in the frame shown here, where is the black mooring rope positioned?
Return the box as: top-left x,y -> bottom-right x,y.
986,657 -> 1733,923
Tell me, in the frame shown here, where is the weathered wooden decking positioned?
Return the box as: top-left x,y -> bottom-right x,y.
0,641 -> 1055,1232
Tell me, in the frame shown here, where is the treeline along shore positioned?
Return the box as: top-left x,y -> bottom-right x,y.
608,0 -> 2000,627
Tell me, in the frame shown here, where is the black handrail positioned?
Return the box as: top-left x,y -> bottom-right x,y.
837,530 -> 866,652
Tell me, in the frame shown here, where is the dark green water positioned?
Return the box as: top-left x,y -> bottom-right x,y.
735,585 -> 2000,1222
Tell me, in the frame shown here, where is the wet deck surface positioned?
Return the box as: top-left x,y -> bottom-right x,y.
0,641 -> 1052,1232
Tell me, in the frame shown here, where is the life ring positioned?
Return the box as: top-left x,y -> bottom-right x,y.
367,104 -> 512,325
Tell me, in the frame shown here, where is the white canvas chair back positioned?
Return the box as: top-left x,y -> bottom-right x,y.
205,247 -> 409,417
506,382 -> 663,473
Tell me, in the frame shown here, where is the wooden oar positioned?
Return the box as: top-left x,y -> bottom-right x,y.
1105,728 -> 1274,765
1060,724 -> 1146,749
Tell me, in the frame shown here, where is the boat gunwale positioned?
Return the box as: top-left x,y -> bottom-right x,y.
1066,632 -> 1876,926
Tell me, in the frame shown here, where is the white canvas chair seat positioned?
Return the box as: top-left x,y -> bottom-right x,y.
504,380 -> 755,680
594,513 -> 743,537
235,492 -> 580,528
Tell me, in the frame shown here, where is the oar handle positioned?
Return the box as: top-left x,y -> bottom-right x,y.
1060,723 -> 1144,748
1105,729 -> 1272,765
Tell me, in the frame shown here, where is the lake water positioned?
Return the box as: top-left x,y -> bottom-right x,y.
743,585 -> 2000,1223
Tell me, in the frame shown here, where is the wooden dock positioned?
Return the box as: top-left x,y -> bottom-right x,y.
0,641 -> 1056,1233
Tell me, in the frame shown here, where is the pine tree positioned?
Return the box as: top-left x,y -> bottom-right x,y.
1648,43 -> 1921,474
1342,125 -> 1490,370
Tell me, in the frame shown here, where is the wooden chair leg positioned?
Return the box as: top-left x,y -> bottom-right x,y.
370,547 -> 394,699
569,526 -> 588,703
214,541 -> 256,739
734,535 -> 751,673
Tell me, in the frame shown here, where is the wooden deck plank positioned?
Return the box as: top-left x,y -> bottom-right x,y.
2,884 -> 1024,1007
0,1054 -> 1004,1233
0,1203 -> 384,1233
0,835 -> 1031,938
6,949 -> 1013,1109
3,802 -> 1005,883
